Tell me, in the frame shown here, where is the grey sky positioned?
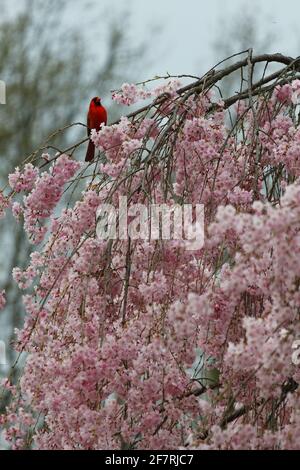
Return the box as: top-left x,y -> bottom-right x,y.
80,0 -> 300,79
5,0 -> 300,81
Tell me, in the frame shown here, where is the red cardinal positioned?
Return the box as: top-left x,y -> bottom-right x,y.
85,96 -> 107,162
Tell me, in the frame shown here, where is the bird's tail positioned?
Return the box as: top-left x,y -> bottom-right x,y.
85,140 -> 95,162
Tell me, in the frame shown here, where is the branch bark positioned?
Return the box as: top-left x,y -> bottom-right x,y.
26,52 -> 300,169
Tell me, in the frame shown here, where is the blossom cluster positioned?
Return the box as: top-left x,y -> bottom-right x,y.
112,79 -> 181,106
1,78 -> 300,450
8,155 -> 81,243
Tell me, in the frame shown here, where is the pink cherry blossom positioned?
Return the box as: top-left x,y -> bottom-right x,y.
1,68 -> 300,450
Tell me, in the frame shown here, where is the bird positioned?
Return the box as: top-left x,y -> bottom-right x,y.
85,96 -> 107,162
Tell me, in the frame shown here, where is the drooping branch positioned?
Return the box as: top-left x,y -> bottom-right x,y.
20,51 -> 300,172
2,50 -> 300,450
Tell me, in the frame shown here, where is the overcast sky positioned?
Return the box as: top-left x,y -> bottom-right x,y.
79,0 -> 300,79
5,0 -> 300,80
